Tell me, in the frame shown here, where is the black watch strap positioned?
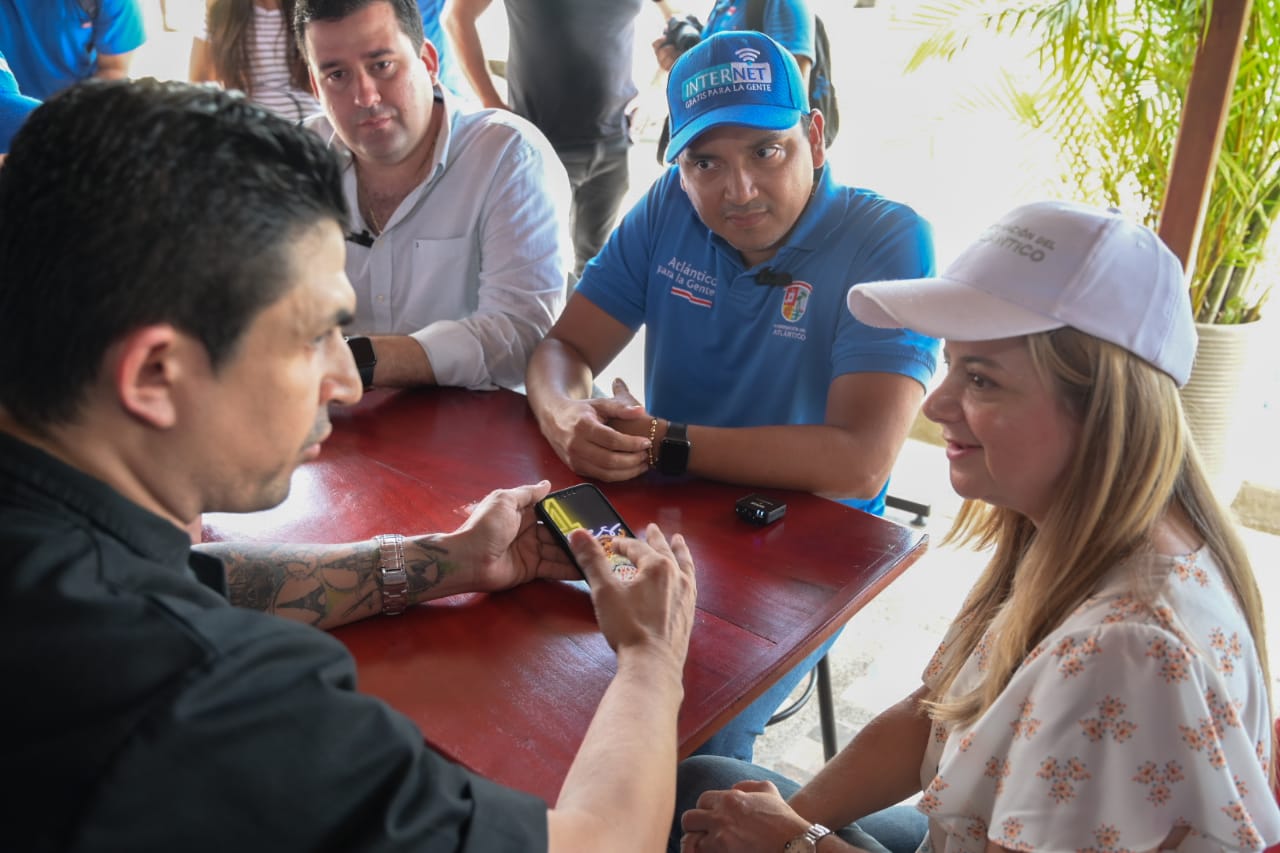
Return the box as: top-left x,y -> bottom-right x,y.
346,336 -> 377,390
658,421 -> 691,476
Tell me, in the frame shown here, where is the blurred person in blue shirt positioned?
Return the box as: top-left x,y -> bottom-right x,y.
0,0 -> 147,99
416,0 -> 466,95
0,51 -> 40,162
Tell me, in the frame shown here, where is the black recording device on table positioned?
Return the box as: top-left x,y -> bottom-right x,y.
536,484 -> 640,583
662,14 -> 704,55
736,493 -> 787,526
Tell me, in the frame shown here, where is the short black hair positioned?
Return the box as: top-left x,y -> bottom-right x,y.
293,0 -> 425,56
0,79 -> 348,431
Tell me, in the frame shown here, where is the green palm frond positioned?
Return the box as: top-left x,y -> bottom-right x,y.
905,0 -> 1279,323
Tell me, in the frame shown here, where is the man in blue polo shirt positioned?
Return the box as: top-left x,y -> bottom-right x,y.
0,0 -> 146,100
526,30 -> 938,764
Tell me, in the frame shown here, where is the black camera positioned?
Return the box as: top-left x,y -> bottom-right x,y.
662,14 -> 704,56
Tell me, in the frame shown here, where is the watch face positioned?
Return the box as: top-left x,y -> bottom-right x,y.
346,336 -> 377,388
659,437 -> 690,475
346,335 -> 376,367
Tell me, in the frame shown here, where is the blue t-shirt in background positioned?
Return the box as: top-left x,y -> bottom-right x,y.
416,0 -> 467,97
575,165 -> 939,515
0,49 -> 41,154
704,0 -> 814,60
0,0 -> 146,99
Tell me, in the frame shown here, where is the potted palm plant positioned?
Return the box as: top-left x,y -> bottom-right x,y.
904,0 -> 1279,491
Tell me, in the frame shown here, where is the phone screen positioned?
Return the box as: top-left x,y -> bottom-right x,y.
536,484 -> 639,582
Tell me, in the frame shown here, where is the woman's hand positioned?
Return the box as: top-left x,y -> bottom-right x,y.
679,780 -> 810,852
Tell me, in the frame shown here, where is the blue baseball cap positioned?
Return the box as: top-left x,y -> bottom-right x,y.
664,30 -> 809,163
0,55 -> 41,156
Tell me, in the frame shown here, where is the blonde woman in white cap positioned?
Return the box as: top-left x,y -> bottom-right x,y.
672,200 -> 1280,853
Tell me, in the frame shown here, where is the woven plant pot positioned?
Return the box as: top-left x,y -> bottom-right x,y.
1179,320 -> 1262,504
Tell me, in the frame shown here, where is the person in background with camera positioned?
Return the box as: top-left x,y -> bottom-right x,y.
672,200 -> 1280,853
1,76 -> 699,852
525,31 -> 938,771
653,0 -> 813,84
0,0 -> 146,99
444,0 -> 646,279
296,0 -> 572,391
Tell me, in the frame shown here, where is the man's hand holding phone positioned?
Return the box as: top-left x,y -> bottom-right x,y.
567,524 -> 697,665
445,481 -> 580,593
535,484 -> 696,672
535,483 -> 642,581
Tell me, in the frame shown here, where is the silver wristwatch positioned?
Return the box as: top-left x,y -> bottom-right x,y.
375,533 -> 408,616
784,823 -> 832,852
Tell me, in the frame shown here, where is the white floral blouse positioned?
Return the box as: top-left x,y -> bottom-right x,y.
917,548 -> 1280,852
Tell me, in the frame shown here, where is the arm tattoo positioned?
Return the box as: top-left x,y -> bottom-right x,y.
211,542 -> 378,626
404,538 -> 452,598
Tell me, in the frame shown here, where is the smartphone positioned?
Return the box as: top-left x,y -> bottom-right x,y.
535,484 -> 639,582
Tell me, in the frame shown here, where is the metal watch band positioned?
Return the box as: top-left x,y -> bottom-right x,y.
375,533 -> 408,616
783,823 -> 832,852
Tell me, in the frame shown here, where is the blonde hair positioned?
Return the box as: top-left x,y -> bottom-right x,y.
924,328 -> 1270,736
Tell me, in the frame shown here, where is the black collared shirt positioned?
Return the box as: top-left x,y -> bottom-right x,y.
0,432 -> 546,852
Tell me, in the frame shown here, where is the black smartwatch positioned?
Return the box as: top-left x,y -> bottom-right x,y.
658,421 -> 691,476
345,335 -> 377,389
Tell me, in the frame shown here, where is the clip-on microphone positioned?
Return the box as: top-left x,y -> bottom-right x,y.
346,230 -> 375,248
754,267 -> 793,287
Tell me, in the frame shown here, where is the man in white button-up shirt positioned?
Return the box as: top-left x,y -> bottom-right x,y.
297,0 -> 571,390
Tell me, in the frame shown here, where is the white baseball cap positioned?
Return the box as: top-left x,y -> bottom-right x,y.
846,200 -> 1198,386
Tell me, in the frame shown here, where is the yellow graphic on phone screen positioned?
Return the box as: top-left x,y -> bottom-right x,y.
542,495 -> 638,581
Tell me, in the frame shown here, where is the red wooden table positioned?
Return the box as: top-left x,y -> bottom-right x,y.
203,387 -> 929,804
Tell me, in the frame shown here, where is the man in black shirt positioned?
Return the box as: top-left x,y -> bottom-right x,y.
0,79 -> 695,852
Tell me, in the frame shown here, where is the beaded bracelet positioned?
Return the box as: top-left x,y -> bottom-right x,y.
647,417 -> 659,468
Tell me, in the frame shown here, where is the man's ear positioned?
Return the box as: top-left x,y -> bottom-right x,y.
419,38 -> 440,81
112,325 -> 187,429
808,111 -> 826,169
